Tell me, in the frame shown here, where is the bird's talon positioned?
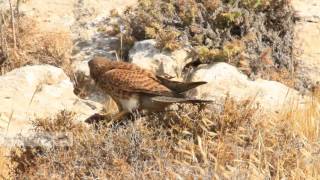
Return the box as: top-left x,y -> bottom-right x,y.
85,113 -> 112,124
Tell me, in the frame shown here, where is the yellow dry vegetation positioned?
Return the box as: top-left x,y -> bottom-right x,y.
0,148 -> 10,179
7,93 -> 320,179
0,12 -> 72,75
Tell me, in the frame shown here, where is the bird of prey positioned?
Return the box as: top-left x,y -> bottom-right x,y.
86,56 -> 211,123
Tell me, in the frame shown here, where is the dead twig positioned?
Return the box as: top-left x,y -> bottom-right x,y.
16,0 -> 21,15
8,0 -> 17,50
0,10 -> 9,69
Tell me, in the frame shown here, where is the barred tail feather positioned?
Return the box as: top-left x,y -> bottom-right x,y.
151,96 -> 212,103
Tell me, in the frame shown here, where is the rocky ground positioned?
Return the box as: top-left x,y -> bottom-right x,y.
0,0 -> 319,179
292,0 -> 320,89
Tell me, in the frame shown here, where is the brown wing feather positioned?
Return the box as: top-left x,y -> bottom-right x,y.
156,75 -> 207,93
102,69 -> 175,96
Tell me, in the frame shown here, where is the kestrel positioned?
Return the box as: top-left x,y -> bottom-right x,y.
87,56 -> 210,122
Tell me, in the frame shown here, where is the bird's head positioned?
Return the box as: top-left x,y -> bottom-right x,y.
88,57 -> 114,81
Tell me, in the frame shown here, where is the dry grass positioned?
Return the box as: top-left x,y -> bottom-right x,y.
0,148 -> 11,179
0,10 -> 73,75
8,96 -> 320,179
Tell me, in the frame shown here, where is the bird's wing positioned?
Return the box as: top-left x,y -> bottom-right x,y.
102,69 -> 174,96
156,75 -> 207,93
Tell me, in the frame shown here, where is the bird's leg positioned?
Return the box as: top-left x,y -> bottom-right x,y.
85,113 -> 112,124
85,99 -> 124,125
136,108 -> 147,117
113,99 -> 123,112
106,111 -> 130,126
85,111 -> 130,126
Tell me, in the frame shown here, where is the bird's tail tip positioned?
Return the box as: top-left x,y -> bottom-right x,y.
152,96 -> 213,104
187,98 -> 213,103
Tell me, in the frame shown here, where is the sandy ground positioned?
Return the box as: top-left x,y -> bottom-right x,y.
1,0 -> 137,32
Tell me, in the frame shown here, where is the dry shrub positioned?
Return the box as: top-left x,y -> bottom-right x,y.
106,0 -> 294,87
36,31 -> 73,73
0,11 -> 72,74
9,96 -> 320,179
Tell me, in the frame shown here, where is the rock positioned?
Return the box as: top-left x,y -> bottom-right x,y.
292,0 -> 320,88
187,63 -> 307,113
129,39 -> 191,79
293,22 -> 320,87
292,0 -> 320,22
0,65 -> 101,143
72,36 -> 120,65
73,59 -> 91,77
